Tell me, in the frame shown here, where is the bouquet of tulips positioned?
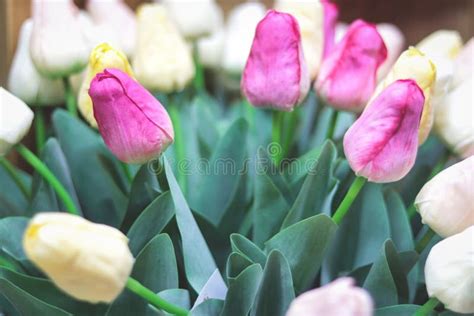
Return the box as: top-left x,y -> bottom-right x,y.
1,0 -> 473,315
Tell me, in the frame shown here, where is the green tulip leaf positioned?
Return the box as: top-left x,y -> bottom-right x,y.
0,160 -> 31,217
230,234 -> 266,267
375,304 -> 429,316
226,252 -> 254,282
190,299 -> 224,316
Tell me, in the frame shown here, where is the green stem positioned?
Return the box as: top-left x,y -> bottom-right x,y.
193,42 -> 205,92
63,78 -> 77,117
168,105 -> 187,195
414,297 -> 440,316
35,108 -> 46,152
121,162 -> 133,183
271,111 -> 284,165
126,278 -> 189,316
325,109 -> 339,140
0,158 -> 29,199
16,144 -> 79,215
281,110 -> 298,160
415,228 -> 436,253
332,176 -> 367,225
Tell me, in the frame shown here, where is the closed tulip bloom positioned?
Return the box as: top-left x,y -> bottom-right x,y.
89,68 -> 174,164
160,0 -> 222,39
425,226 -> 474,314
376,23 -> 405,81
133,4 -> 195,93
8,19 -> 65,106
30,0 -> 89,78
417,30 -> 463,61
315,20 -> 387,112
435,78 -> 474,158
343,80 -> 425,183
23,213 -> 134,303
451,38 -> 473,88
274,0 -> 324,80
197,29 -> 226,69
78,43 -> 134,128
415,157 -> 474,237
372,48 -> 436,144
222,2 -> 266,75
0,88 -> 34,156
242,10 -> 309,111
286,278 -> 373,316
86,0 -> 137,57
321,1 -> 339,58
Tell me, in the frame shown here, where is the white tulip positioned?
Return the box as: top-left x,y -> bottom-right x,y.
133,4 -> 195,92
415,156 -> 474,237
23,213 -> 134,303
425,226 -> 474,314
0,87 -> 34,156
376,23 -> 405,81
160,0 -> 222,39
221,2 -> 266,75
86,0 -> 137,57
8,19 -> 65,106
452,38 -> 474,89
30,0 -> 89,78
197,29 -> 226,69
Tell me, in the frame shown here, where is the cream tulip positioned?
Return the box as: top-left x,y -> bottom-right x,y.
78,43 -> 134,127
425,226 -> 474,314
23,213 -> 134,303
160,0 -> 223,39
8,19 -> 65,106
452,38 -> 474,89
274,0 -> 324,80
371,47 -> 436,144
0,88 -> 34,156
415,156 -> 474,237
197,29 -> 226,69
86,0 -> 137,57
221,2 -> 266,75
133,4 -> 195,92
30,0 -> 89,78
376,23 -> 405,81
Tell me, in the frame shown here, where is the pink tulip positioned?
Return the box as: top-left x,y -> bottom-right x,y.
89,68 -> 174,164
286,278 -> 373,316
322,1 -> 339,58
241,10 -> 310,112
315,19 -> 387,112
343,79 -> 425,183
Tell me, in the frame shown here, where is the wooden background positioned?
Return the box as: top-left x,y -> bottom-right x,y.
1,0 -> 473,86
0,0 -> 473,166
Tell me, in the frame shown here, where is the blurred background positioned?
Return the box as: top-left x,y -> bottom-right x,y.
1,0 -> 473,86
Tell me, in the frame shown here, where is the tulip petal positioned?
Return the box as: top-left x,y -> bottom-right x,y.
343,79 -> 425,183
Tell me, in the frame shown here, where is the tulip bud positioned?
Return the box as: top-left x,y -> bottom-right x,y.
451,38 -> 473,89
286,278 -> 373,316
417,30 -> 463,61
0,87 -> 34,155
372,47 -> 436,144
133,4 -> 195,93
425,226 -> 474,314
222,2 -> 266,75
376,23 -> 405,81
334,22 -> 348,43
86,0 -> 137,57
434,77 -> 474,158
315,20 -> 387,112
160,0 -> 222,39
89,68 -> 174,164
415,157 -> 474,237
274,0 -> 324,80
8,19 -> 65,106
30,0 -> 89,78
343,80 -> 425,183
78,43 -> 134,128
321,1 -> 339,59
197,29 -> 226,69
23,213 -> 134,303
241,10 -> 310,111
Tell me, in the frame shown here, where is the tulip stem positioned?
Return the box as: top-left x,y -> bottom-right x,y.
415,227 -> 436,253
332,176 -> 367,225
271,111 -> 284,165
126,278 -> 189,316
193,43 -> 205,92
414,297 -> 440,316
35,108 -> 46,152
325,109 -> 339,140
168,105 -> 187,194
63,78 -> 77,117
16,144 -> 79,215
0,158 -> 29,199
